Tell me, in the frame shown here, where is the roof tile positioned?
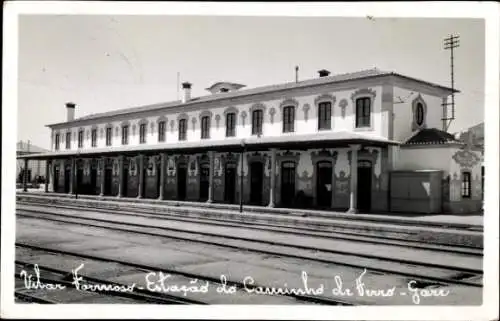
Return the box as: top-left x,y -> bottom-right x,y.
54,68 -> 456,125
404,128 -> 464,145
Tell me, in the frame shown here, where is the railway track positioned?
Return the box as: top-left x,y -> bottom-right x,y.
15,291 -> 57,304
16,201 -> 483,256
16,206 -> 483,289
15,243 -> 356,305
16,195 -> 484,232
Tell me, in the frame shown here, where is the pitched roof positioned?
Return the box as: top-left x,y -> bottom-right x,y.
404,128 -> 465,145
49,68 -> 457,126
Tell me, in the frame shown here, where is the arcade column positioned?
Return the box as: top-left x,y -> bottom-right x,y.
158,153 -> 166,200
99,157 -> 106,196
137,154 -> 144,199
207,151 -> 214,203
69,157 -> 76,195
118,155 -> 124,197
44,160 -> 50,193
347,144 -> 361,213
268,148 -> 277,207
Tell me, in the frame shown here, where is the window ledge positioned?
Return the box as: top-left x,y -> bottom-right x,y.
354,126 -> 374,132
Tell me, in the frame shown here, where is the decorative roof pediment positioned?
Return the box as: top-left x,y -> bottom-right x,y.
205,82 -> 246,94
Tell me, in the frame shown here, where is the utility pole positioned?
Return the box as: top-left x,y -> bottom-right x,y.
442,34 -> 460,132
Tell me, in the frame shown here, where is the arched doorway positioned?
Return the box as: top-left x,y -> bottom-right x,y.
281,161 -> 296,207
122,160 -> 129,197
54,165 -> 60,192
224,162 -> 237,203
316,161 -> 332,207
64,164 -> 71,193
177,162 -> 187,201
76,161 -> 83,195
250,161 -> 264,205
357,160 -> 372,212
90,161 -> 97,195
199,163 -> 210,201
104,165 -> 113,196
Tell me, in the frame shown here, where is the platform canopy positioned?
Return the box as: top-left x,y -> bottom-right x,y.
17,131 -> 400,160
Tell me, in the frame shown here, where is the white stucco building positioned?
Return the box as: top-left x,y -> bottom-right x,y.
18,68 -> 483,214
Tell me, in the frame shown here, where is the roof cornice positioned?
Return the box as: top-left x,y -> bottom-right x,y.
46,71 -> 457,129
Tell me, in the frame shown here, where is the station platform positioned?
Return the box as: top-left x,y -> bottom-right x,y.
15,189 -> 483,228
15,191 -> 483,248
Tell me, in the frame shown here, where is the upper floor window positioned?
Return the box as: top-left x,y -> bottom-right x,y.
65,132 -> 71,149
122,125 -> 129,145
55,133 -> 60,150
78,130 -> 84,148
252,110 -> 263,135
461,172 -> 471,198
201,116 -> 210,139
139,123 -> 147,144
91,129 -> 97,147
226,113 -> 236,137
415,102 -> 425,126
355,97 -> 371,128
158,121 -> 166,142
282,106 -> 295,133
106,127 -> 112,146
318,102 -> 332,130
178,119 -> 187,141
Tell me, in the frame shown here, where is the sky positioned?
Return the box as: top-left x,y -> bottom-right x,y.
17,15 -> 485,150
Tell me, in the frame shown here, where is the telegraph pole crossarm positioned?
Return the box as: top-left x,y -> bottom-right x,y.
442,34 -> 460,132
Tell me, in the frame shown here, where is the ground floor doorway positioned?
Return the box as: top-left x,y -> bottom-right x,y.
316,161 -> 332,207
357,160 -> 372,212
250,162 -> 264,205
224,162 -> 237,203
281,161 -> 296,207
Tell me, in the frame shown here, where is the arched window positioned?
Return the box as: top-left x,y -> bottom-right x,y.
55,133 -> 60,150
105,126 -> 112,146
355,98 -> 371,128
178,118 -> 187,141
415,102 -> 425,126
139,123 -> 147,144
252,109 -> 263,135
78,129 -> 84,148
158,120 -> 166,142
226,112 -> 236,137
283,106 -> 295,133
121,125 -> 129,145
66,132 -> 72,149
201,116 -> 210,139
91,128 -> 97,147
318,102 -> 332,130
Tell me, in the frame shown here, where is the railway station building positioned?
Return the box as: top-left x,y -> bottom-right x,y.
17,68 -> 483,214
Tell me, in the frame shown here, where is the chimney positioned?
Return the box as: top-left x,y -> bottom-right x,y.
182,82 -> 192,103
66,102 -> 76,122
318,69 -> 331,77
